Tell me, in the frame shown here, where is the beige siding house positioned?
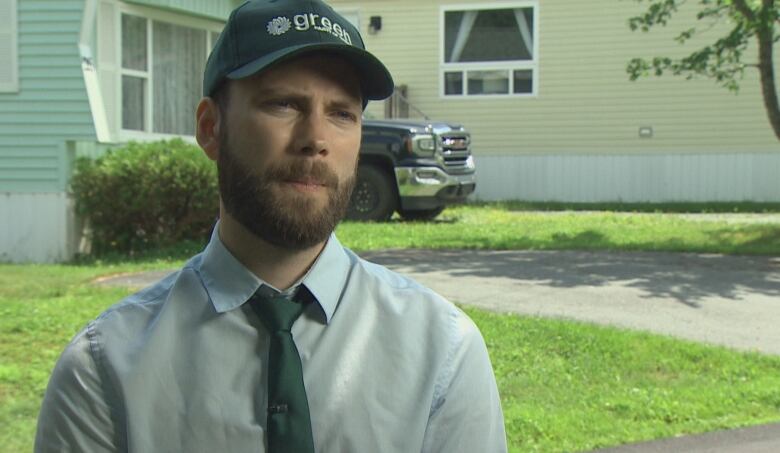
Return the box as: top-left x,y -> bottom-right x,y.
330,0 -> 780,202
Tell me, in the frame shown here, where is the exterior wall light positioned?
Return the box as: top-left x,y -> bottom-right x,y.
369,16 -> 382,34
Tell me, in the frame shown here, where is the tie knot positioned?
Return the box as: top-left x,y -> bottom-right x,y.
251,293 -> 307,332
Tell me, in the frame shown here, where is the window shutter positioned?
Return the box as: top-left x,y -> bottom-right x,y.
97,0 -> 119,139
0,0 -> 19,93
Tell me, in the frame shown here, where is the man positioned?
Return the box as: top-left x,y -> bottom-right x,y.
35,0 -> 506,451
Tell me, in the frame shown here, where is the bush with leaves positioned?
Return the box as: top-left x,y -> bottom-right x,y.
70,139 -> 219,254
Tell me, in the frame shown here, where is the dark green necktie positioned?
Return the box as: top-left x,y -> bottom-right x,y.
251,291 -> 315,453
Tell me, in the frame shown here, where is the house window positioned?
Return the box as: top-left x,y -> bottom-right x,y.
441,3 -> 537,97
120,13 -> 221,136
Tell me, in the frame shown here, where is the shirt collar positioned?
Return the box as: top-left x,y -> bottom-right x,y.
198,222 -> 350,323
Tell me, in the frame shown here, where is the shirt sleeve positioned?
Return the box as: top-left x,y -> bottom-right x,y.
421,309 -> 508,453
35,326 -> 119,453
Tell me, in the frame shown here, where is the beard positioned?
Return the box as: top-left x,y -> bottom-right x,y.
217,134 -> 357,251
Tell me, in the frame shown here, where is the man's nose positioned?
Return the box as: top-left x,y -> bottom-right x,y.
294,110 -> 329,156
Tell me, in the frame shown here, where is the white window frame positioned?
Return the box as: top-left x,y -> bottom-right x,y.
439,1 -> 539,99
0,0 -> 19,93
115,2 -> 223,142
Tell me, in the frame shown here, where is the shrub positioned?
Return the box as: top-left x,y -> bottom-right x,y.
70,139 -> 218,254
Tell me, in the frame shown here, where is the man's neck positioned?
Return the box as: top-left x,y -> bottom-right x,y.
217,213 -> 326,291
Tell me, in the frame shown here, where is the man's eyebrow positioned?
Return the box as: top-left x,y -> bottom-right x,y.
250,86 -> 362,108
329,97 -> 362,111
249,87 -> 295,99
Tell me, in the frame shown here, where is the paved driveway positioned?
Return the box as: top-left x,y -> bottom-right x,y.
361,249 -> 780,356
100,249 -> 780,355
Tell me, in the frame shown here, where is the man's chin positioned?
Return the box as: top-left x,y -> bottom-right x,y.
247,215 -> 333,250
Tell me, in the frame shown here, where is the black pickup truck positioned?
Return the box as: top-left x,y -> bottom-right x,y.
346,119 -> 477,221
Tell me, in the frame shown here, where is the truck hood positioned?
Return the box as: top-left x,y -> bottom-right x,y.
363,118 -> 466,135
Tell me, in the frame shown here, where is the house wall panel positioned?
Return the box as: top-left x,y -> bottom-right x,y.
0,125 -> 94,137
0,0 -> 94,194
0,139 -> 66,148
0,100 -> 91,113
0,0 -> 19,93
0,192 -> 77,263
0,112 -> 94,124
21,55 -> 83,68
0,147 -> 62,191
123,0 -> 235,20
474,152 -> 780,202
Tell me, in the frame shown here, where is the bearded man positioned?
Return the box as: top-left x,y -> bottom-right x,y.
35,1 -> 506,452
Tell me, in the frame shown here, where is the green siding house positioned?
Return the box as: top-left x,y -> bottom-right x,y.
0,0 -> 233,262
2,0 -> 780,262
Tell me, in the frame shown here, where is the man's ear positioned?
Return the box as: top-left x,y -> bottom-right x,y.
196,97 -> 221,162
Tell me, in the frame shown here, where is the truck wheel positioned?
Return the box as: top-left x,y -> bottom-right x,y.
399,206 -> 445,221
346,164 -> 397,221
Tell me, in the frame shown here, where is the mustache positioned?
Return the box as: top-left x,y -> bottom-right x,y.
263,159 -> 340,188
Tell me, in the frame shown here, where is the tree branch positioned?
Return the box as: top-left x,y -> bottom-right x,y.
732,0 -> 757,22
756,0 -> 780,139
627,0 -> 780,141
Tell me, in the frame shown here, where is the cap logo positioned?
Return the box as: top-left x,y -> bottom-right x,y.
267,16 -> 292,36
265,12 -> 353,45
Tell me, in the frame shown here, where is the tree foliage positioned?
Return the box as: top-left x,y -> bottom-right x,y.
627,0 -> 780,140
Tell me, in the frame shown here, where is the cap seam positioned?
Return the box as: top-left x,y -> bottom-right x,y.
230,2 -> 252,73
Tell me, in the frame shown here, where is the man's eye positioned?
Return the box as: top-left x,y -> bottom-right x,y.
335,110 -> 357,122
266,100 -> 294,110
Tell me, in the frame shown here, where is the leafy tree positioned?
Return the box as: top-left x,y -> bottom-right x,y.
626,0 -> 780,140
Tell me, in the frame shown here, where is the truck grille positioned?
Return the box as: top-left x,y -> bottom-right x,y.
439,134 -> 472,173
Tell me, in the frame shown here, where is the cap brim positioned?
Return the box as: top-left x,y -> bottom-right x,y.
225,43 -> 394,101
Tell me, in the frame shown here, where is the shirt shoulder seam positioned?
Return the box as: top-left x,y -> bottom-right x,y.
429,305 -> 460,417
86,321 -> 127,450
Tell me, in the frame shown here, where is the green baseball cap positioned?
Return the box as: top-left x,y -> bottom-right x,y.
203,0 -> 394,103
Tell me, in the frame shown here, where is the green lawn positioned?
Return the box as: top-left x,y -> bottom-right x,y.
3,204 -> 780,451
336,204 -> 780,255
468,308 -> 780,452
80,203 -> 780,264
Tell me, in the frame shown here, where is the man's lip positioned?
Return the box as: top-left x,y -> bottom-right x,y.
284,179 -> 327,187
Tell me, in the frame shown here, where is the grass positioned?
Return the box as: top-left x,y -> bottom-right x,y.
336,203 -> 780,255
64,203 -> 780,263
3,203 -> 780,451
467,307 -> 780,452
0,266 -> 128,452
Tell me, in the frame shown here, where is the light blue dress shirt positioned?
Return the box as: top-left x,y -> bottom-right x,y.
36,227 -> 507,452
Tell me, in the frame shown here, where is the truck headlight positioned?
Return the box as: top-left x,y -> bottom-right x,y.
418,138 -> 435,151
412,135 -> 436,156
